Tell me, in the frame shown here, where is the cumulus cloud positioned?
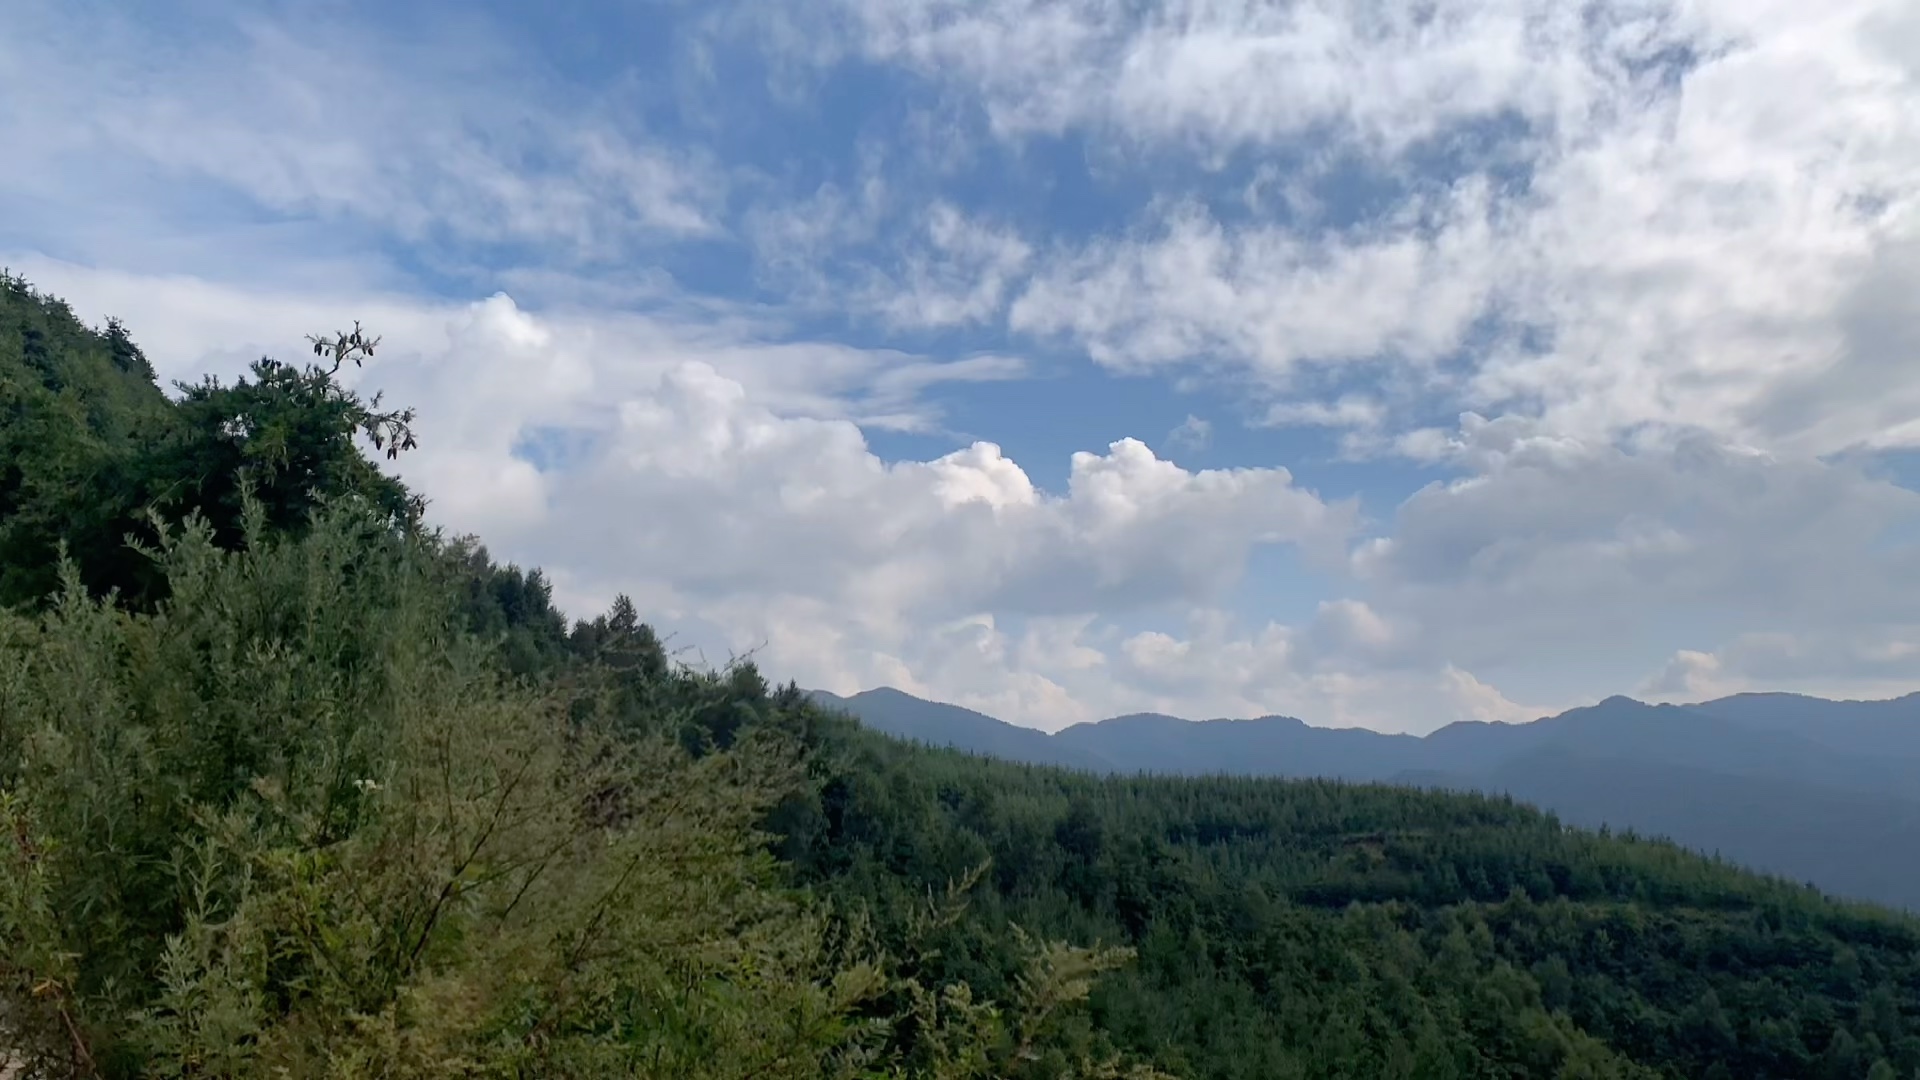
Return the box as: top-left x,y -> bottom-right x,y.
40,254 -> 1920,731
1638,649 -> 1740,702
536,362 -> 1356,625
1639,629 -> 1920,705
1338,412 -> 1920,704
16,0 -> 1920,732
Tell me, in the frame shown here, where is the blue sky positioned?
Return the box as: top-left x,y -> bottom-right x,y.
6,0 -> 1920,732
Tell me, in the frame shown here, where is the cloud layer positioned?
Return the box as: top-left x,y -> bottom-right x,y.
8,0 -> 1920,731
748,0 -> 1920,456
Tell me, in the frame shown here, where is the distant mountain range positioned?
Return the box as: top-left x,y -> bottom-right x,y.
808,687 -> 1920,911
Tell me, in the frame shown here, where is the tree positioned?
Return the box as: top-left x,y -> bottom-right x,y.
0,285 -> 425,610
150,324 -> 421,550
103,317 -> 153,380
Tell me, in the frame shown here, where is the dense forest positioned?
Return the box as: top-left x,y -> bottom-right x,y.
4,271 -> 1919,1079
813,687 -> 1920,913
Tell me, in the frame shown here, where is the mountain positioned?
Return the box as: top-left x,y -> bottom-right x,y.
1689,690 -> 1920,761
1054,709 -> 1426,780
814,685 -> 1920,910
1457,746 -> 1920,905
806,687 -> 1114,771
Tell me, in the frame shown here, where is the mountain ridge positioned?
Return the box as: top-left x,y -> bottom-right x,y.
816,683 -> 1920,772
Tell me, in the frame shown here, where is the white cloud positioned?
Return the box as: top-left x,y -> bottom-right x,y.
7,255 -> 1025,537
742,155 -> 897,305
1640,629 -> 1920,705
46,254 -> 1920,732
28,261 -> 1549,731
746,189 -> 1034,332
1010,182 -> 1501,380
1439,666 -> 1544,725
1347,414 -> 1920,693
1460,4 -> 1920,456
1307,599 -> 1405,662
17,0 -> 1920,734
809,0 -> 1667,156
790,0 -> 1920,459
1094,610 -> 1549,733
540,364 -> 1356,626
1164,414 -> 1212,453
1637,648 -> 1739,702
869,203 -> 1034,329
1263,396 -> 1388,432
0,5 -> 720,269
796,604 -> 1551,734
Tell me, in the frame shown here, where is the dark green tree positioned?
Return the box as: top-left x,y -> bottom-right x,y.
147,323 -> 421,550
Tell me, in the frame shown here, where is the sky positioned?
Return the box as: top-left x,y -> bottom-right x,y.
4,0 -> 1920,734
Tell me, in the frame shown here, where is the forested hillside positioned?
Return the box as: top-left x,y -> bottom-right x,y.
5,277 -> 1920,1079
824,686 -> 1920,911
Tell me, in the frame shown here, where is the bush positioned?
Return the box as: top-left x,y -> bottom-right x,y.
0,502 -> 1165,1080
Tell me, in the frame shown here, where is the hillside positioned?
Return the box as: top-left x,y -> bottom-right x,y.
817,687 -> 1920,911
4,282 -> 1920,1078
0,270 -> 417,612
788,738 -> 1920,1080
0,271 -> 172,606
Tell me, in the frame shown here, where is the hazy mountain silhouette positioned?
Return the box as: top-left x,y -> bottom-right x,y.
811,685 -> 1920,910
1053,710 -> 1426,780
805,688 -> 1113,771
1686,690 -> 1920,761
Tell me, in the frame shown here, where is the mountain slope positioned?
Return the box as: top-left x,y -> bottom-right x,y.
1440,746 -> 1920,907
0,286 -> 1162,1080
0,274 -> 418,611
790,733 -> 1920,1080
1423,695 -> 1920,799
1689,691 -> 1920,762
817,685 -> 1920,911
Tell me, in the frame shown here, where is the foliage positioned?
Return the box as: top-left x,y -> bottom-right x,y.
152,349 -> 421,553
0,272 -> 173,608
771,735 -> 1920,1079
0,504 -> 1161,1078
0,277 -> 419,611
